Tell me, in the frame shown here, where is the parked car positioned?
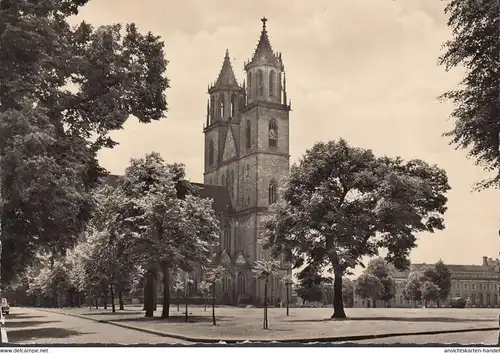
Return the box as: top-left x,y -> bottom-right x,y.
1,298 -> 10,315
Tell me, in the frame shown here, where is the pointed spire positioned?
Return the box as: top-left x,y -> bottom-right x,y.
283,71 -> 287,105
247,17 -> 280,67
213,49 -> 239,89
206,99 -> 210,126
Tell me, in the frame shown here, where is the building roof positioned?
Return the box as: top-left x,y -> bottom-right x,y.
102,175 -> 233,215
211,49 -> 240,91
245,18 -> 283,69
392,262 -> 498,279
103,174 -> 120,187
191,182 -> 234,214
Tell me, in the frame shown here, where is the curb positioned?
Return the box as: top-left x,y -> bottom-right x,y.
33,308 -> 499,344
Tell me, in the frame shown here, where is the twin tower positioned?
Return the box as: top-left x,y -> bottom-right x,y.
202,18 -> 291,303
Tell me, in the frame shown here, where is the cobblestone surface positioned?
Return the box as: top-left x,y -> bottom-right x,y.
5,307 -> 190,345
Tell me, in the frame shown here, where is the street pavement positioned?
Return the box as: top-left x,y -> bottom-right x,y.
343,331 -> 498,345
5,306 -> 190,345
3,306 -> 499,345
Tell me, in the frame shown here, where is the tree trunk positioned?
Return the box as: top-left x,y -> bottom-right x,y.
142,278 -> 147,311
185,297 -> 188,322
103,290 -> 108,310
119,290 -> 124,310
212,282 -> 216,326
437,299 -> 441,308
372,298 -> 377,308
144,271 -> 155,318
286,285 -> 290,317
95,295 -> 98,309
110,284 -> 116,313
177,294 -> 180,311
153,278 -> 157,311
424,300 -> 428,308
161,264 -> 171,319
331,269 -> 346,319
264,280 -> 268,329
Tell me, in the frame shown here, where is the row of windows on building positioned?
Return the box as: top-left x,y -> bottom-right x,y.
247,69 -> 279,100
209,70 -> 280,124
220,273 -> 247,293
207,170 -> 278,207
393,294 -> 499,306
454,293 -> 498,305
452,282 -> 498,291
207,119 -> 279,166
396,280 -> 498,292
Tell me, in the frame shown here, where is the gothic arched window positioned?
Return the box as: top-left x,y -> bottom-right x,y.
245,120 -> 251,150
210,96 -> 215,121
231,94 -> 236,117
224,227 -> 230,252
257,69 -> 264,97
238,273 -> 246,293
269,70 -> 276,97
219,95 -> 225,118
268,119 -> 278,148
230,170 -> 235,198
208,140 -> 214,165
247,71 -> 253,99
269,179 -> 277,205
222,277 -> 229,292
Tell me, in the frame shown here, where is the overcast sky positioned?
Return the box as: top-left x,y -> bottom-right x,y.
74,0 -> 499,272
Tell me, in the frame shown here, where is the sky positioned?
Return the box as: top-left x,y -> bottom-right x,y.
74,0 -> 499,275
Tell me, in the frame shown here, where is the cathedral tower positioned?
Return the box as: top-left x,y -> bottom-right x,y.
203,18 -> 291,305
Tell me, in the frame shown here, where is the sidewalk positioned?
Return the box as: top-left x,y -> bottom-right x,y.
32,306 -> 500,343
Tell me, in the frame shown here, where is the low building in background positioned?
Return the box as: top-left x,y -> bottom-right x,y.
353,257 -> 500,308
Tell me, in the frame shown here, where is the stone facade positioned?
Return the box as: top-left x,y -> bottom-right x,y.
353,257 -> 500,308
199,18 -> 292,305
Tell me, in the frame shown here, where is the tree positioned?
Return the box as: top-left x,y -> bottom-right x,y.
206,266 -> 227,326
253,260 -> 281,329
421,281 -> 440,308
0,0 -> 169,285
282,275 -> 293,316
366,257 -> 393,279
379,276 -> 396,307
420,261 -> 451,308
439,0 -> 500,189
342,278 -> 355,308
365,257 -> 396,307
403,271 -> 422,307
264,139 -> 450,318
198,281 -> 211,312
434,260 -> 452,307
355,273 -> 383,308
173,274 -> 185,312
105,154 -> 219,319
295,265 -> 331,305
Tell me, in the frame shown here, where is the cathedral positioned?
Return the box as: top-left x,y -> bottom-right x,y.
193,18 -> 293,305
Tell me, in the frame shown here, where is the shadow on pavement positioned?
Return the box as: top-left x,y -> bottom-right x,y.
6,320 -> 61,329
107,315 -> 233,324
288,317 -> 495,323
7,327 -> 93,343
82,311 -> 141,316
6,314 -> 45,320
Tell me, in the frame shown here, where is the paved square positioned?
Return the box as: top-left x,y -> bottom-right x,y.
36,305 -> 500,342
